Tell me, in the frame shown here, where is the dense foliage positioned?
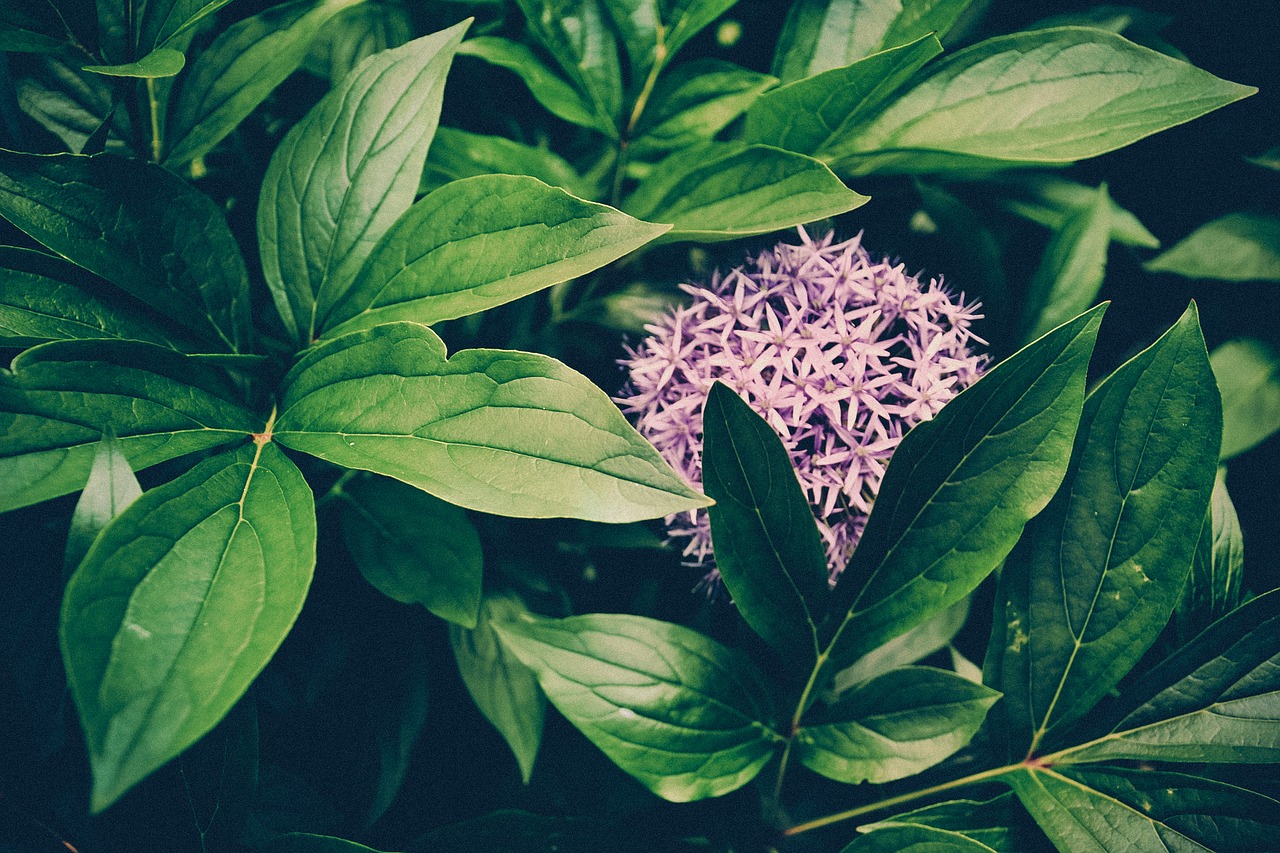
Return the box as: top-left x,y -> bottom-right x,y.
1,1 -> 1278,851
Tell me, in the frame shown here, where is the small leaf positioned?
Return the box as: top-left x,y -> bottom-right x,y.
841,824 -> 999,853
829,596 -> 969,696
797,667 -> 999,785
0,150 -> 251,351
322,174 -> 668,337
631,59 -> 775,157
513,0 -> 622,127
258,21 -> 469,346
449,594 -> 546,783
64,430 -> 142,574
493,612 -> 781,802
340,474 -> 483,628
1247,144 -> 1280,171
1171,469 -> 1243,644
829,28 -> 1256,176
164,0 -> 365,168
61,441 -> 316,811
275,322 -> 709,523
660,0 -> 742,62
1145,212 -> 1280,282
990,305 -> 1221,756
304,1 -> 413,83
82,47 -> 185,78
1212,338 -> 1280,460
622,142 -> 868,243
0,15 -> 71,53
821,305 -> 1105,676
11,56 -> 131,154
993,172 -> 1159,249
422,127 -> 595,198
139,0 -> 239,50
861,792 -> 1027,853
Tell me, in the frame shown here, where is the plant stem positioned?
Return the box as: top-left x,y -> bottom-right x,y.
609,34 -> 668,207
146,78 -> 162,162
314,469 -> 358,510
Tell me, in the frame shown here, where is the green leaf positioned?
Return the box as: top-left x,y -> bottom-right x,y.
1145,212 -> 1280,282
701,381 -> 828,663
261,834 -> 387,853
745,34 -> 942,156
841,824 -> 998,853
11,56 -> 132,154
1212,338 -> 1280,460
493,612 -> 781,802
513,0 -> 622,126
64,430 -> 142,574
257,21 -> 469,346
0,340 -> 258,512
829,597 -> 969,696
303,1 -> 412,83
861,793 -> 1026,853
1017,183 -> 1112,345
138,0 -> 239,51
340,474 -> 483,628
990,305 -> 1221,757
829,28 -> 1256,176
422,127 -> 595,198
772,0 -> 975,83
1007,766 -> 1280,853
1171,469 -> 1243,645
275,322 -> 709,522
457,37 -> 611,136
992,172 -> 1160,249
82,47 -> 185,79
61,441 -> 316,811
1058,588 -> 1280,765
0,13 -> 71,53
0,150 -> 251,351
321,174 -> 668,337
449,594 -> 546,783
1247,144 -> 1280,171
622,142 -> 869,243
797,667 -> 999,785
821,305 -> 1105,675
631,59 -> 775,157
164,0 -> 364,169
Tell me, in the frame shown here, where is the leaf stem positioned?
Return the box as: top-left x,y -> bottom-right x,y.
146,78 -> 162,162
314,469 -> 359,510
609,32 -> 667,206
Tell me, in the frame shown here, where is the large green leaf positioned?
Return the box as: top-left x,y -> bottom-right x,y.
701,381 -> 828,663
622,142 -> 868,243
340,473 -> 483,628
1007,766 -> 1280,853
449,594 -> 546,783
275,322 -> 709,522
63,431 -> 142,574
745,34 -> 942,156
0,340 -> 258,512
164,0 -> 363,168
0,151 -> 251,351
820,305 -> 1105,676
796,667 -> 998,785
82,47 -> 186,79
1057,589 -> 1280,766
493,612 -> 782,802
990,305 -> 1221,757
513,0 -> 622,128
321,174 -> 667,337
828,28 -> 1256,176
631,59 -> 774,157
422,127 -> 595,198
257,21 -> 468,346
840,824 -> 998,853
1212,338 -> 1280,460
1144,212 -> 1280,282
61,441 -> 315,811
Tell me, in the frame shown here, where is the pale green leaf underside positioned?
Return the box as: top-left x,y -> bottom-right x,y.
64,431 -> 142,573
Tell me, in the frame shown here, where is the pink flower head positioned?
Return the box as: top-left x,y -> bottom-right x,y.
618,228 -> 987,587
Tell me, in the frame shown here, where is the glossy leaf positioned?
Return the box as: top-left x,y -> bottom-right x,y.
745,34 -> 942,156
275,322 -> 709,522
61,441 -> 316,811
322,174 -> 668,337
1018,183 -> 1112,345
1007,766 -> 1280,853
422,127 -> 595,198
1212,338 -> 1280,460
990,305 -> 1221,756
139,0 -> 238,51
829,28 -> 1256,176
64,431 -> 142,573
257,21 -> 468,346
1145,212 -> 1280,282
0,150 -> 250,351
82,47 -> 185,79
861,793 -> 1026,853
0,340 -> 258,512
821,305 -> 1105,675
631,59 -> 775,157
340,474 -> 483,628
622,142 -> 868,243
493,612 -> 781,802
841,824 -> 998,853
513,0 -> 622,127
829,597 -> 969,696
1058,589 -> 1280,765
702,381 -> 828,663
457,37 -> 609,135
1171,469 -> 1243,644
450,594 -> 546,783
165,0 -> 364,168
993,172 -> 1160,249
797,667 -> 999,784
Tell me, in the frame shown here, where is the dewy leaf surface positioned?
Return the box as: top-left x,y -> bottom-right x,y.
323,174 -> 668,337
0,151 -> 251,351
991,305 -> 1221,757
830,27 -> 1256,176
257,21 -> 468,346
275,322 -> 708,522
493,613 -> 781,802
1,340 -> 258,512
61,441 -> 316,811
821,305 -> 1105,674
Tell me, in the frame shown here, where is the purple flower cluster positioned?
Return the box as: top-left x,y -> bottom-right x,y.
618,228 -> 987,585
